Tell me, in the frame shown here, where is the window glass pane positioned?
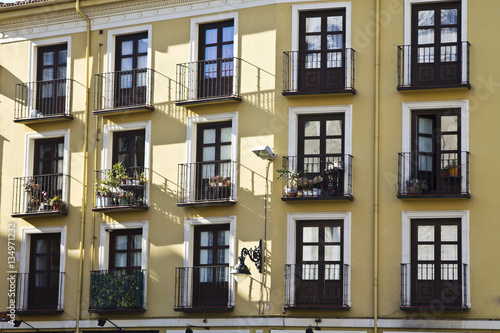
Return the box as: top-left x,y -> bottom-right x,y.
218,249 -> 229,264
418,244 -> 434,260
119,136 -> 130,151
304,121 -> 320,136
36,239 -> 48,253
114,253 -> 126,267
115,235 -> 127,250
326,139 -> 342,154
417,263 -> 434,280
44,52 -> 54,66
327,52 -> 342,68
56,143 -> 64,156
325,264 -> 341,280
327,16 -> 343,32
131,252 -> 141,267
441,244 -> 458,261
306,36 -> 321,50
441,46 -> 457,62
441,115 -> 458,132
35,257 -> 47,270
441,9 -> 457,25
200,231 -> 213,246
203,147 -> 215,161
138,38 -> 148,53
418,136 -> 433,153
58,50 -> 67,64
222,44 -> 233,58
325,226 -> 341,242
418,10 -> 434,26
441,134 -> 458,151
441,225 -> 458,241
302,245 -> 318,261
203,129 -> 216,144
121,58 -> 133,71
303,157 -> 320,173
303,226 -> 319,242
306,17 -> 321,33
220,145 -> 231,160
327,35 -> 343,49
205,28 -> 217,44
199,249 -> 212,265
221,127 -> 232,143
57,67 -> 66,80
418,155 -> 433,171
304,139 -> 320,155
419,117 -> 433,134
302,264 -> 318,280
326,120 -> 342,136
441,263 -> 458,280
441,28 -> 457,43
325,245 -> 341,261
418,47 -> 434,63
218,230 -> 230,246
121,41 -> 133,55
120,73 -> 132,89
205,46 -> 217,61
132,234 -> 142,250
418,29 -> 434,44
137,55 -> 147,69
418,225 -> 434,241
202,164 -> 215,179
134,135 -> 145,151
51,256 -> 59,270
222,26 -> 234,42
43,68 -> 53,81
35,273 -> 47,287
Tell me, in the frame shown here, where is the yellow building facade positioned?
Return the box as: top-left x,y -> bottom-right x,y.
0,1 -> 499,333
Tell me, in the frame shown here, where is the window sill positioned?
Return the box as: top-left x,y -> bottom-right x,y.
177,200 -> 236,207
93,105 -> 154,116
15,309 -> 64,314
173,306 -> 234,312
14,114 -> 74,124
175,96 -> 241,107
88,307 -> 146,313
92,205 -> 149,213
282,195 -> 353,201
282,89 -> 356,96
284,305 -> 350,310
11,210 -> 68,218
400,305 -> 469,312
397,193 -> 470,199
397,83 -> 470,91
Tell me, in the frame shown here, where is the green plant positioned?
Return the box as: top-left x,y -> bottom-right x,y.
406,178 -> 428,192
139,171 -> 148,185
50,195 -> 61,205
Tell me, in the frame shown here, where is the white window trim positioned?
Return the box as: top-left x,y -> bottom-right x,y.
401,210 -> 470,308
98,220 -> 149,308
185,112 -> 238,202
182,215 -> 237,307
105,25 -> 153,108
187,13 -> 239,100
29,36 -> 72,116
290,3 -> 352,91
287,212 -> 351,307
289,105 -> 352,195
19,226 -> 67,310
24,129 -> 70,204
101,120 -> 151,205
402,0 -> 468,85
401,100 -> 469,192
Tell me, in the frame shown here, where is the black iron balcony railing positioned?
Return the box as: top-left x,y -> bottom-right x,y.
176,161 -> 236,206
14,79 -> 73,122
89,269 -> 145,312
12,174 -> 69,217
397,42 -> 470,90
94,68 -> 154,114
93,166 -> 148,211
13,272 -> 64,312
284,264 -> 349,309
398,152 -> 469,198
283,49 -> 355,95
280,155 -> 352,200
401,263 -> 468,310
174,266 -> 233,311
176,57 -> 241,105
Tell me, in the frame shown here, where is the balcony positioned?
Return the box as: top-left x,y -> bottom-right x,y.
397,42 -> 470,90
283,49 -> 355,95
14,79 -> 74,123
397,152 -> 470,198
174,266 -> 233,311
401,263 -> 468,311
175,57 -> 242,106
284,264 -> 349,310
89,269 -> 146,313
93,165 -> 148,212
280,155 -> 353,201
94,68 -> 154,115
176,161 -> 236,206
12,174 -> 69,218
13,272 -> 64,313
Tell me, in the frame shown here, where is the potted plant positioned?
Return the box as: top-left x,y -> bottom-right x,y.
96,181 -> 112,208
276,167 -> 301,197
448,159 -> 459,177
50,195 -> 66,211
139,172 -> 148,186
406,178 -> 428,194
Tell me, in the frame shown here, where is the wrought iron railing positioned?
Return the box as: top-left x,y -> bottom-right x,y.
14,272 -> 64,312
12,174 -> 69,216
398,152 -> 469,196
94,166 -> 148,209
174,266 -> 233,310
94,68 -> 154,112
14,79 -> 73,120
176,161 -> 236,205
176,57 -> 241,103
401,263 -> 468,309
397,42 -> 470,88
280,155 -> 352,199
284,264 -> 349,308
89,269 -> 145,311
283,49 -> 355,94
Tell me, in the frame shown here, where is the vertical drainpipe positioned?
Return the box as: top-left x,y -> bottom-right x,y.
75,1 -> 90,333
374,0 -> 381,332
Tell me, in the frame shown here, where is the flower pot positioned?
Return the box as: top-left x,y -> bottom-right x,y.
449,166 -> 459,177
